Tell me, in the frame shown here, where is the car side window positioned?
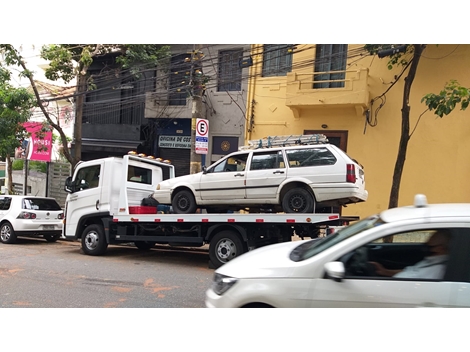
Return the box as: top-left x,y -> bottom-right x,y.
339,229 -> 453,281
0,197 -> 12,210
74,165 -> 101,191
250,151 -> 284,170
213,154 -> 248,173
286,147 -> 336,168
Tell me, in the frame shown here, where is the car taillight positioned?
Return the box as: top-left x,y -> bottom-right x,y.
346,164 -> 356,183
58,213 -> 64,220
18,212 -> 37,219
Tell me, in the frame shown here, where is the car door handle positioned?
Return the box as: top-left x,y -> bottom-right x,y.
273,170 -> 285,174
96,200 -> 100,210
234,173 -> 244,177
370,245 -> 382,250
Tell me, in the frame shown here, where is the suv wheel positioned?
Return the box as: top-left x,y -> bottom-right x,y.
282,188 -> 314,213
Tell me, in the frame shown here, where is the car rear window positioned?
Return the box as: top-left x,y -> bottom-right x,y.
22,198 -> 62,211
286,147 -> 337,167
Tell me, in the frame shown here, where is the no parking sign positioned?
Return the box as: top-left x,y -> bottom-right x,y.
195,118 -> 209,154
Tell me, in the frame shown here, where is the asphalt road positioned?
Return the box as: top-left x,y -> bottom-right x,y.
0,238 -> 215,308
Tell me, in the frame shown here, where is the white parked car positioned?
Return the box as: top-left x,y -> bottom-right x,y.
205,195 -> 470,308
0,195 -> 64,244
152,140 -> 367,214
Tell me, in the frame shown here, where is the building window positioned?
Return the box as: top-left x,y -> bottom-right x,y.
169,54 -> 191,106
262,45 -> 293,77
218,49 -> 243,91
314,44 -> 348,89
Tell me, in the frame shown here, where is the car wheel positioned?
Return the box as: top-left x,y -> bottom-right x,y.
134,241 -> 156,250
45,235 -> 60,243
209,230 -> 245,269
0,222 -> 17,244
172,190 -> 197,214
81,224 -> 108,255
282,188 -> 315,213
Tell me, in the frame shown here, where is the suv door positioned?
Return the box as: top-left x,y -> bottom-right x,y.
199,153 -> 249,201
245,150 -> 287,199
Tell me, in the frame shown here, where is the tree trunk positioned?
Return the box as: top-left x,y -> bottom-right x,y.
384,44 -> 425,243
16,56 -> 75,167
6,154 -> 13,194
388,45 -> 425,209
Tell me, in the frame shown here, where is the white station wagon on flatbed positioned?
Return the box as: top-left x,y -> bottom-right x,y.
152,135 -> 368,214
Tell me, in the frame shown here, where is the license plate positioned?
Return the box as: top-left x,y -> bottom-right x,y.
43,225 -> 55,230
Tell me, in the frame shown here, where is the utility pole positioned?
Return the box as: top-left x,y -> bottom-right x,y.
189,45 -> 204,174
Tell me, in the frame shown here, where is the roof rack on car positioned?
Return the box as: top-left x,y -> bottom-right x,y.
239,134 -> 329,150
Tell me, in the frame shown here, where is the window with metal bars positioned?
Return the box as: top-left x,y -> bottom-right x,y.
169,54 -> 191,106
314,44 -> 348,89
262,44 -> 293,77
217,49 -> 243,91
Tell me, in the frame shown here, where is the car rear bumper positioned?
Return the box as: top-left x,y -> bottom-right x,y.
15,230 -> 62,236
312,184 -> 368,203
13,222 -> 63,232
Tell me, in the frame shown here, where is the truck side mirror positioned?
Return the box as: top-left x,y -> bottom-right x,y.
64,176 -> 74,193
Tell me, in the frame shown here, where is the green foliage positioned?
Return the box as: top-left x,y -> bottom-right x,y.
0,68 -> 35,158
116,45 -> 170,77
421,80 -> 470,117
11,159 -> 47,173
41,45 -> 75,82
40,44 -> 170,84
364,44 -> 413,70
12,159 -> 23,170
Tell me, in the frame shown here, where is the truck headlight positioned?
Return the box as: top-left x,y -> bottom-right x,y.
212,273 -> 238,295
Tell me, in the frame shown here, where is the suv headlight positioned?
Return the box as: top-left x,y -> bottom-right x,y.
212,273 -> 238,295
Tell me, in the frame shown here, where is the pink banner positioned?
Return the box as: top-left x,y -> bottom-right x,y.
23,122 -> 53,162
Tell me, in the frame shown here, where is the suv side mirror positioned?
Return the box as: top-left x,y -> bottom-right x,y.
324,261 -> 345,282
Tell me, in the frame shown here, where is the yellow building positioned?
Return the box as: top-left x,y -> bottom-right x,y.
245,44 -> 470,219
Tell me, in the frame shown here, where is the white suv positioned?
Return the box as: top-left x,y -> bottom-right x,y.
205,195 -> 470,308
152,140 -> 367,214
0,195 -> 64,244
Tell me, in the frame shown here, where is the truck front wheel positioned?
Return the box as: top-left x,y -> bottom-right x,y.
209,230 -> 245,269
81,224 -> 108,256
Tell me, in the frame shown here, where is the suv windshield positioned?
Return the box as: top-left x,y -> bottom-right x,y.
290,215 -> 385,261
23,198 -> 62,211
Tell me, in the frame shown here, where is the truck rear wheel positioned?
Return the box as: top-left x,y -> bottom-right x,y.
209,230 -> 245,269
81,224 -> 108,255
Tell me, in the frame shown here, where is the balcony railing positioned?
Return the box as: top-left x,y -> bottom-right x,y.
286,68 -> 369,117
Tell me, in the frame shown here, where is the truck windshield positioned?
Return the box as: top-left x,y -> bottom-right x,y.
290,215 -> 385,262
